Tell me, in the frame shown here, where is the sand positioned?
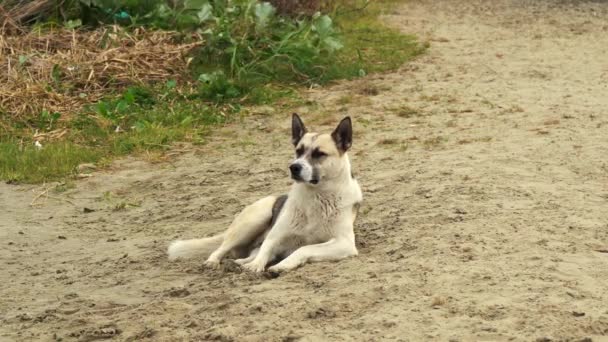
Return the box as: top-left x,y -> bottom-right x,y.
1,0 -> 608,341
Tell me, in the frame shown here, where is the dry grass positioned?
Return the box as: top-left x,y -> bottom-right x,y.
423,136 -> 445,150
377,138 -> 400,145
394,105 -> 420,118
0,0 -> 54,32
0,25 -> 203,121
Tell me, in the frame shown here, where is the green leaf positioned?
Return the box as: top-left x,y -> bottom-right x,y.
133,121 -> 147,132
154,3 -> 174,19
115,100 -> 128,113
40,109 -> 50,120
123,90 -> 135,104
313,15 -> 334,37
180,116 -> 193,126
166,79 -> 177,89
96,102 -> 109,117
51,64 -> 62,83
254,2 -> 275,29
322,37 -> 343,52
198,71 -> 223,84
176,14 -> 200,29
197,3 -> 213,22
18,55 -> 28,65
64,19 -> 82,29
198,73 -> 213,83
184,0 -> 208,10
226,86 -> 240,98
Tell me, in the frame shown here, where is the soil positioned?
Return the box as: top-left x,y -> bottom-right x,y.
2,0 -> 608,341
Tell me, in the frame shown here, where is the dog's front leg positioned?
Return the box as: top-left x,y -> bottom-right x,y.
268,238 -> 357,273
242,214 -> 292,272
241,237 -> 282,273
234,247 -> 260,265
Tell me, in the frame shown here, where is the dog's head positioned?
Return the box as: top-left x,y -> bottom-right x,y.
289,113 -> 352,186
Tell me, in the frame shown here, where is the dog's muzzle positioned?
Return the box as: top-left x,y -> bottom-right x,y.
289,162 -> 318,184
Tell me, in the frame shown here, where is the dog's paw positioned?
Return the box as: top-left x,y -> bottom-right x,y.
203,259 -> 221,269
234,258 -> 250,266
241,260 -> 265,273
267,264 -> 292,274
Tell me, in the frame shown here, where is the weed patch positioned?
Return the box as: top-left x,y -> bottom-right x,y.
1,0 -> 425,183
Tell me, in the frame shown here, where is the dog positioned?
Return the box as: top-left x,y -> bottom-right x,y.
167,113 -> 362,273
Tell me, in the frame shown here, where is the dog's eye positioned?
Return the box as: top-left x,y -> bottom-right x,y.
312,149 -> 327,159
296,147 -> 305,157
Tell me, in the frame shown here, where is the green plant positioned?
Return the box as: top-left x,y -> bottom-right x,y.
193,1 -> 344,94
198,71 -> 243,102
93,86 -> 156,124
0,141 -> 99,183
59,0 -> 345,103
38,110 -> 62,130
1,0 -> 425,184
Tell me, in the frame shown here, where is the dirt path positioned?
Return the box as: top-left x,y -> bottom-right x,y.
2,1 -> 608,341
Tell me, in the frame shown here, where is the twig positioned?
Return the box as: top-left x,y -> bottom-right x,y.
46,195 -> 76,206
30,185 -> 51,206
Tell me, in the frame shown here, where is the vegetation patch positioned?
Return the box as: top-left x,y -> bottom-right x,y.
0,0 -> 426,183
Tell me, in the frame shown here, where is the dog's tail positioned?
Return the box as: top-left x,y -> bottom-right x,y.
167,233 -> 224,261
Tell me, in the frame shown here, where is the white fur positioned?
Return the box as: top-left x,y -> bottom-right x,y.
167,118 -> 362,273
242,154 -> 362,273
293,158 -> 313,182
167,233 -> 224,261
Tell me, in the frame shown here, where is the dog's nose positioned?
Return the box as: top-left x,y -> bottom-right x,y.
289,163 -> 302,176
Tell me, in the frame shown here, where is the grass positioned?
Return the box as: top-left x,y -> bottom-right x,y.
327,1 -> 426,80
336,95 -> 354,105
0,85 -> 235,183
377,138 -> 400,145
1,0 -> 426,184
392,105 -> 422,118
423,136 -> 446,150
0,141 -> 99,184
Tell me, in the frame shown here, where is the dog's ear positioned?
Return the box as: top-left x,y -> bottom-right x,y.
332,116 -> 352,153
292,113 -> 307,146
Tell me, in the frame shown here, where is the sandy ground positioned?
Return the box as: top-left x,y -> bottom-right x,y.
2,0 -> 608,341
